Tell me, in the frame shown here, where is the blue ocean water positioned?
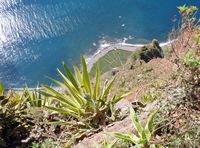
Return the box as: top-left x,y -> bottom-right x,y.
0,0 -> 199,88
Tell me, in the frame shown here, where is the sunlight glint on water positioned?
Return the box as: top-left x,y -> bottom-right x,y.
0,0 -> 199,87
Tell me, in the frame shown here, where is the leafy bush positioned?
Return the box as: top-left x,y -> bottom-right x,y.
177,5 -> 198,20
168,4 -> 200,105
193,27 -> 200,44
184,50 -> 200,68
154,5 -> 200,147
108,107 -> 159,147
175,5 -> 200,102
182,49 -> 200,103
154,92 -> 200,147
39,55 -> 128,128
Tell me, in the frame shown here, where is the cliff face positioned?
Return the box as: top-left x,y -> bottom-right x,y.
74,43 -> 180,147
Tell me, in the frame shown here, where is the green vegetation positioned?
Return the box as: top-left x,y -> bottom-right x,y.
130,39 -> 164,63
38,55 -> 128,144
25,88 -> 47,107
152,4 -> 200,147
101,136 -> 118,148
176,5 -> 200,102
162,47 -> 172,59
91,39 -> 166,77
0,82 -> 34,147
181,49 -> 200,103
0,4 -> 199,148
184,50 -> 200,68
90,49 -> 132,76
108,107 -> 159,147
177,5 -> 198,20
31,138 -> 60,148
141,92 -> 162,104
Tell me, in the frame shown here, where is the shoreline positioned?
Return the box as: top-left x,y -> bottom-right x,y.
86,40 -> 173,71
11,40 -> 173,91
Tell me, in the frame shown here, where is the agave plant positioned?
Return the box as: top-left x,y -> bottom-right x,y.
24,87 -> 47,107
0,82 -> 29,115
39,55 -> 128,127
109,107 -> 160,147
0,81 -> 34,147
101,136 -> 118,148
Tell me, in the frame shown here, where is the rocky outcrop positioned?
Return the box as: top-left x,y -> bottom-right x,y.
129,39 -> 164,63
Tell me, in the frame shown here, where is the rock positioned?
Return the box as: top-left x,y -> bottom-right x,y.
111,68 -> 119,76
116,99 -> 132,115
128,39 -> 164,63
73,101 -> 159,148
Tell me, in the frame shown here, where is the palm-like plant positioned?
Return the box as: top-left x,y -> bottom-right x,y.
0,81 -> 34,147
0,81 -> 29,115
24,87 -> 47,107
39,55 -> 128,127
101,136 -> 118,148
109,107 -> 159,147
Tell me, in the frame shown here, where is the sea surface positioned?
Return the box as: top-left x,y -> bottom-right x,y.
0,0 -> 199,88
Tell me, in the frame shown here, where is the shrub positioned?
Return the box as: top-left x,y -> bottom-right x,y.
154,5 -> 200,146
108,107 -> 160,147
174,5 -> 200,103
182,49 -> 200,102
24,87 -> 47,107
184,50 -> 200,68
0,81 -> 34,147
39,55 -> 128,128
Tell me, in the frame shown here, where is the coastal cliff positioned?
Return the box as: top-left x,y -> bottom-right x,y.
0,4 -> 199,148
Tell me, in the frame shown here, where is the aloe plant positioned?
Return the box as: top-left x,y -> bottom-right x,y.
24,87 -> 47,107
101,137 -> 118,148
0,81 -> 34,147
109,107 -> 159,147
39,55 -> 128,127
0,82 -> 29,114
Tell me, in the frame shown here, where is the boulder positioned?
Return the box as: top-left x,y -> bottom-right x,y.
130,39 -> 164,63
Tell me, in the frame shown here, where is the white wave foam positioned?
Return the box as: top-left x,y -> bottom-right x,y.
118,42 -> 143,47
98,39 -> 111,48
160,40 -> 175,46
85,37 -> 174,65
100,43 -> 110,48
